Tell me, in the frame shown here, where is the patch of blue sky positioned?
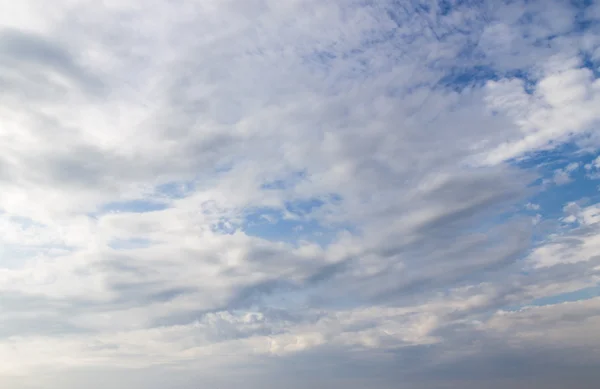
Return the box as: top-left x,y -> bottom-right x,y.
505,284 -> 600,312
243,195 -> 347,246
154,164 -> 233,198
88,199 -> 169,218
512,142 -> 584,170
515,144 -> 600,223
437,65 -> 536,93
441,0 -> 486,15
7,215 -> 46,229
438,65 -> 498,90
243,208 -> 339,246
90,181 -> 201,219
436,0 -> 487,16
284,198 -> 325,217
438,0 -> 453,16
582,50 -> 600,78
573,0 -> 598,30
434,10 -> 598,93
97,199 -> 169,215
154,180 -> 195,199
283,194 -> 342,216
529,284 -> 600,306
261,170 -> 307,191
108,238 -> 153,250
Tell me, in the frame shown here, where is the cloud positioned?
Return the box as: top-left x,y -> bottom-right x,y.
1,0 -> 600,388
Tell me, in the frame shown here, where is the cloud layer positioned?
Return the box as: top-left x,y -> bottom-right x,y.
1,0 -> 600,388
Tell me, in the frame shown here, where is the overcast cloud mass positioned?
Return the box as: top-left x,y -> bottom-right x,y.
1,0 -> 600,388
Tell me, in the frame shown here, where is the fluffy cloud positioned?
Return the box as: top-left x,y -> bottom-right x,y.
1,0 -> 600,388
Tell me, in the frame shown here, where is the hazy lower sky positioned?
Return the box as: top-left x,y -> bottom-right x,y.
1,1 -> 600,388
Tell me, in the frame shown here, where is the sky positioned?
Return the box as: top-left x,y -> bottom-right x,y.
0,0 -> 600,388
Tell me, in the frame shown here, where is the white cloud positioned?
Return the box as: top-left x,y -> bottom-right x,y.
1,0 -> 600,388
482,64 -> 600,165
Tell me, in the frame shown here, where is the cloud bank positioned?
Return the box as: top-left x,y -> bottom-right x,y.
1,0 -> 600,388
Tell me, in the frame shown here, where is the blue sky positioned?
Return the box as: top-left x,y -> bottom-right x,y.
1,1 -> 600,388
